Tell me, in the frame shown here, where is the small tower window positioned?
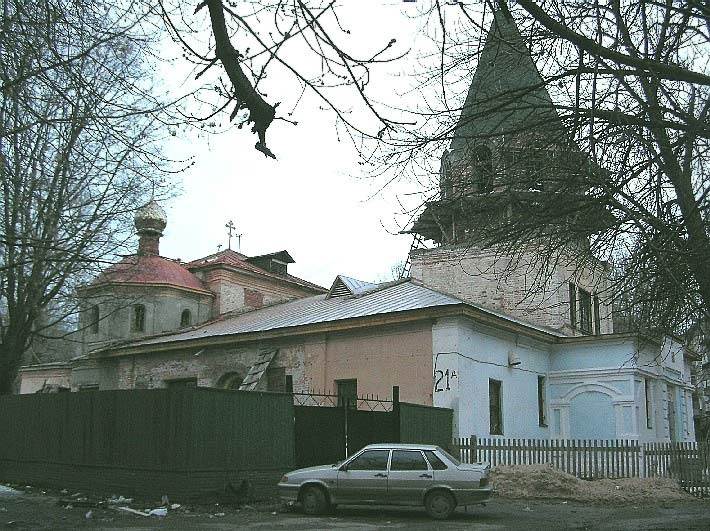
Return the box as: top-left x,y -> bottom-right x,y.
132,304 -> 146,332
579,289 -> 592,334
180,309 -> 192,328
472,145 -> 493,193
89,305 -> 99,334
440,150 -> 453,199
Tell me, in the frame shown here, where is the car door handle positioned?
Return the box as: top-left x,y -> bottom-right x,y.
420,473 -> 432,478
374,473 -> 387,478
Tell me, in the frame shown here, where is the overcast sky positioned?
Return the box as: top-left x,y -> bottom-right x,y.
154,1 -> 457,289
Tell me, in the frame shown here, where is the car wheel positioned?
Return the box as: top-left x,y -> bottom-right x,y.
300,486 -> 328,516
425,490 -> 456,520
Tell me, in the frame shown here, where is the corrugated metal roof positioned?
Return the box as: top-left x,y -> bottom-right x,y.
113,280 -> 462,349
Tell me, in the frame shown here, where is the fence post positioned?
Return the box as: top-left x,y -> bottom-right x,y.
392,386 -> 401,443
471,435 -> 478,463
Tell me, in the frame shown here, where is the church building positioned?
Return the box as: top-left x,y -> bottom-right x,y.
19,9 -> 697,444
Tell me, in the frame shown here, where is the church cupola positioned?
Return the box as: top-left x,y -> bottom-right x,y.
134,200 -> 167,255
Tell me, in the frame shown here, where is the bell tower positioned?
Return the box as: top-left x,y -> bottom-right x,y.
409,8 -> 613,336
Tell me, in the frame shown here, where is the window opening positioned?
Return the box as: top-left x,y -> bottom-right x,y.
645,378 -> 653,429
579,289 -> 592,334
568,283 -> 577,329
132,304 -> 146,332
266,367 -> 286,392
489,379 -> 503,435
166,378 -> 197,388
472,145 -> 493,193
89,305 -> 99,334
538,376 -> 547,427
180,309 -> 192,328
336,378 -> 358,408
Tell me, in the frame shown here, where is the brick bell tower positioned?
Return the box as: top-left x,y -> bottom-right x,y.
408,8 -> 613,336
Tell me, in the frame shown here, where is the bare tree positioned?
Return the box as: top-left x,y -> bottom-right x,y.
0,0 -> 175,393
159,0 -> 407,158
380,0 -> 709,342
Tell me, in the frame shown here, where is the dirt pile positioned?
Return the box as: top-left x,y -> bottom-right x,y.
491,464 -> 694,504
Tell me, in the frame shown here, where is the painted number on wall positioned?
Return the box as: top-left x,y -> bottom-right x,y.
434,369 -> 457,392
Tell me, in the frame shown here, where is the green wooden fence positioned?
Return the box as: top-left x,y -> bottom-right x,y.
0,388 -> 295,498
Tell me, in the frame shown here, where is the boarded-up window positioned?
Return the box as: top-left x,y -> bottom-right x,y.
336,378 -> 358,408
489,379 -> 503,435
244,288 -> 264,308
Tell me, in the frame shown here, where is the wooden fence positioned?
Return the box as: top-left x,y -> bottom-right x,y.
453,437 -> 710,498
0,388 -> 295,498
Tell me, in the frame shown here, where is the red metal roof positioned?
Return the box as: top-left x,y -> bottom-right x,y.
91,255 -> 211,294
187,249 -> 326,293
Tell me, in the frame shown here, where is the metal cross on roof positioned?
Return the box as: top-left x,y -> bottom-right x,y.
225,220 -> 243,251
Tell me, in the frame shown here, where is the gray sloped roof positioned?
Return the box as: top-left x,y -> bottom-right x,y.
329,275 -> 379,297
113,280 -> 462,349
450,9 -> 563,157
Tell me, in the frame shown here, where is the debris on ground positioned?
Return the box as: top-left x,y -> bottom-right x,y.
148,507 -> 167,517
0,486 -> 21,496
491,464 -> 695,503
107,495 -> 133,505
115,506 -> 150,517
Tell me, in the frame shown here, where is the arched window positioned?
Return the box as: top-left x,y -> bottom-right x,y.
89,305 -> 99,334
180,309 -> 192,328
472,145 -> 493,193
216,372 -> 244,390
132,304 -> 146,332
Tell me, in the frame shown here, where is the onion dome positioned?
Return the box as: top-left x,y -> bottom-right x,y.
134,200 -> 167,236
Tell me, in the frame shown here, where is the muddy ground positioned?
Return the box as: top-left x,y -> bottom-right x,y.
1,488 -> 709,530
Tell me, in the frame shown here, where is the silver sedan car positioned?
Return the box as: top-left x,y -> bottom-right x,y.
278,443 -> 492,519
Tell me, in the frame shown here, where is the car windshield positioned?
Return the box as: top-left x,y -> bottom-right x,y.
436,447 -> 461,466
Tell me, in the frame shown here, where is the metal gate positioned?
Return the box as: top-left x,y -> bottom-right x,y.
293,388 -> 400,468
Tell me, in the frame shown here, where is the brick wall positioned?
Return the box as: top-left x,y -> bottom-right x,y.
84,339 -> 309,392
411,245 -> 612,335
204,268 -> 320,315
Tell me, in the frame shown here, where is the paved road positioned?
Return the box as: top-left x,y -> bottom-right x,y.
2,487 -> 710,530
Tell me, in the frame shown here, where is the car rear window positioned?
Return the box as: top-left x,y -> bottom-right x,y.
424,450 -> 448,470
436,447 -> 461,466
346,450 -> 389,471
390,450 -> 428,471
